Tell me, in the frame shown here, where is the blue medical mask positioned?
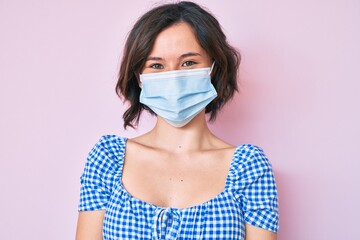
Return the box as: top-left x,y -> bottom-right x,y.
139,64 -> 217,127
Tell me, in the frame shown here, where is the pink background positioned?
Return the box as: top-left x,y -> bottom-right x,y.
1,0 -> 359,239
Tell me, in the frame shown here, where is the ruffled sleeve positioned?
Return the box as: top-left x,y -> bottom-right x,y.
78,135 -> 125,211
230,144 -> 279,232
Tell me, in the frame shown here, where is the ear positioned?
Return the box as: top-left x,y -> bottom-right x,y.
135,73 -> 142,88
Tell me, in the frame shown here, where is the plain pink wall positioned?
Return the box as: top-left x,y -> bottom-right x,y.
1,0 -> 359,239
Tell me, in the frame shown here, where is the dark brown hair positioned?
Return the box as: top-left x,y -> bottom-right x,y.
116,1 -> 240,129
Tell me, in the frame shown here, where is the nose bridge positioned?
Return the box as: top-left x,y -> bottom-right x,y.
163,53 -> 182,71
167,61 -> 180,71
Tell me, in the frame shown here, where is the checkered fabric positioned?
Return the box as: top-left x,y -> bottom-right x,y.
79,135 -> 279,239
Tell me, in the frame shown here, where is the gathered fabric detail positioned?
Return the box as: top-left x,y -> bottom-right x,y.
79,135 -> 279,239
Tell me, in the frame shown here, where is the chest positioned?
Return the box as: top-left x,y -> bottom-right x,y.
121,146 -> 234,209
104,189 -> 244,239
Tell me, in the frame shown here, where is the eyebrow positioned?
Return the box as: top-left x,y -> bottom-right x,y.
179,52 -> 201,59
146,52 -> 202,61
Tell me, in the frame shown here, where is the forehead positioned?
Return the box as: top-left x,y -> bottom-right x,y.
148,22 -> 206,57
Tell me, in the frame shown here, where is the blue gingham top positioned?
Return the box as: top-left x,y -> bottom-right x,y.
78,135 -> 279,239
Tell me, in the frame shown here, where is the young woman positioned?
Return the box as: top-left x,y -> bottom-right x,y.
76,1 -> 279,239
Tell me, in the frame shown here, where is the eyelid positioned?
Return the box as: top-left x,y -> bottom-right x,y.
181,60 -> 197,67
149,63 -> 164,69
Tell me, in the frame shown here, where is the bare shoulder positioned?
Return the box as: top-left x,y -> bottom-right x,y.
126,132 -> 156,149
207,135 -> 237,154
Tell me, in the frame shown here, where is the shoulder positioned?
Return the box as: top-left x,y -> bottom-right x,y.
85,135 -> 127,170
233,144 -> 271,166
93,134 -> 126,149
231,145 -> 279,232
229,144 -> 273,183
79,135 -> 127,211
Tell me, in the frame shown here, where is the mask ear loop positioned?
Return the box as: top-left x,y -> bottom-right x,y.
136,71 -> 143,88
209,61 -> 215,75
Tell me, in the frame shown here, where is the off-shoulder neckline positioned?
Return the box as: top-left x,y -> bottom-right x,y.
110,136 -> 245,211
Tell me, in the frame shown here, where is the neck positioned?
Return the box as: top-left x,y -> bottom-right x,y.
149,111 -> 214,152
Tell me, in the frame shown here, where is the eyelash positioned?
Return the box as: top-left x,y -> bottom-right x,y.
150,63 -> 164,69
182,61 -> 197,67
149,61 -> 197,69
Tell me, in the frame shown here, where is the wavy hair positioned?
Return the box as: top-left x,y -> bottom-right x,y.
116,1 -> 241,128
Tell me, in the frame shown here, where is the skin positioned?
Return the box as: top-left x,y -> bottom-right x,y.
76,22 -> 277,240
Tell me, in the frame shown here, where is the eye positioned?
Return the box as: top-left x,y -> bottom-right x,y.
150,63 -> 164,69
182,61 -> 197,67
